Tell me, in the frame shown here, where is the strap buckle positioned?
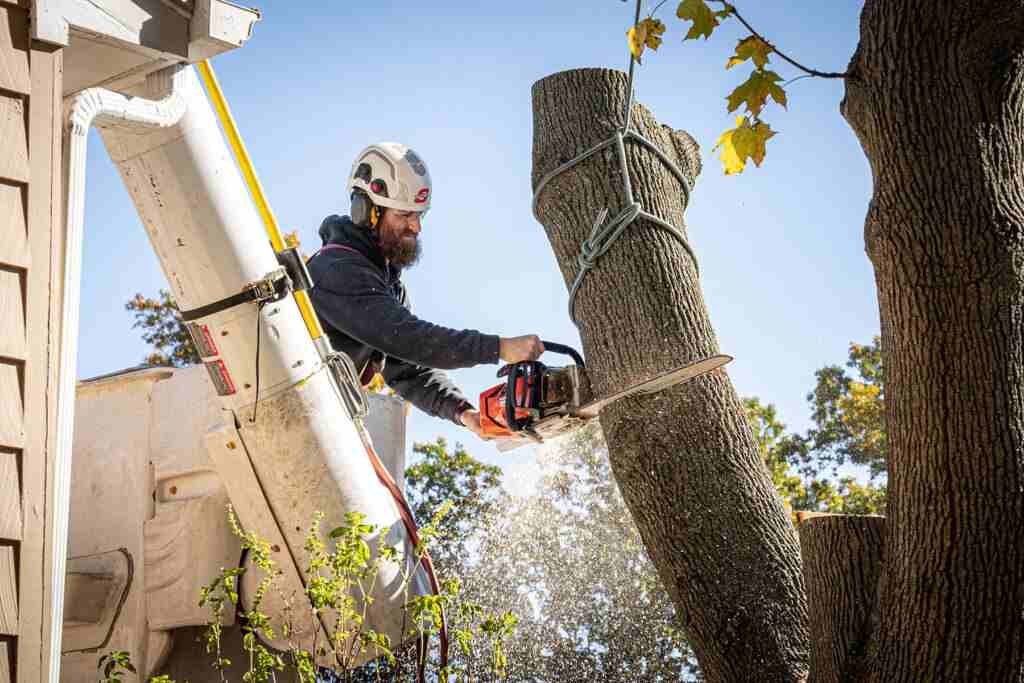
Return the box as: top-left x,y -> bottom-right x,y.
246,267 -> 290,303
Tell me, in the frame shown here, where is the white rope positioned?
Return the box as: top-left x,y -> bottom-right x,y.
532,0 -> 699,325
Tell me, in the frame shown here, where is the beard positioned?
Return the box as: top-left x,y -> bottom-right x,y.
378,229 -> 421,269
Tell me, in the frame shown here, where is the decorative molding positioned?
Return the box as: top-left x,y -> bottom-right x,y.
0,451 -> 21,541
0,545 -> 17,635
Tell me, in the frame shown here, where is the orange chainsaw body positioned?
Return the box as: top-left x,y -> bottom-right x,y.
478,342 -> 589,442
479,371 -> 538,439
478,341 -> 733,449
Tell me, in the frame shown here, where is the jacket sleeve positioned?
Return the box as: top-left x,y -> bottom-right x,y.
309,253 -> 501,370
382,358 -> 474,425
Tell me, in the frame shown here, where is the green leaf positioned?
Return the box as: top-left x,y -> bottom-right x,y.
713,116 -> 776,175
726,69 -> 787,117
676,0 -> 727,40
726,36 -> 773,69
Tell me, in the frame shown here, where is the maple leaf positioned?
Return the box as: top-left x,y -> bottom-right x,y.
726,36 -> 773,70
713,116 -> 776,175
676,0 -> 726,40
726,69 -> 787,117
644,18 -> 666,50
627,17 -> 666,63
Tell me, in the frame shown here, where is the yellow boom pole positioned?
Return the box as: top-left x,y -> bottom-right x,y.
196,59 -> 325,344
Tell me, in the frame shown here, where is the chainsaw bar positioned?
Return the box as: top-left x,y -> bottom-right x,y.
496,353 -> 732,451
576,353 -> 733,418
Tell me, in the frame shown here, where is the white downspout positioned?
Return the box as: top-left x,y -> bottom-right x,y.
51,66 -> 188,683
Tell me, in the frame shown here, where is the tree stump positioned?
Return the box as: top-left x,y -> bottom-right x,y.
799,514 -> 885,683
531,67 -> 809,681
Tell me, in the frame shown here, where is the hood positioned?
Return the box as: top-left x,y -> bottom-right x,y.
317,214 -> 392,273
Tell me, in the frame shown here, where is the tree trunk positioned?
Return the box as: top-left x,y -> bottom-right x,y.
531,68 -> 809,682
841,1 -> 1024,679
799,515 -> 885,683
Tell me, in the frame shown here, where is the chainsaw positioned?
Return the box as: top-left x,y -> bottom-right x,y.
479,341 -> 733,451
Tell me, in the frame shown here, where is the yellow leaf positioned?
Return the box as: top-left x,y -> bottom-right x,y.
676,0 -> 725,40
713,118 -> 747,175
726,36 -> 773,70
627,24 -> 646,62
725,69 -> 787,117
645,18 -> 666,50
713,116 -> 776,175
627,18 -> 666,63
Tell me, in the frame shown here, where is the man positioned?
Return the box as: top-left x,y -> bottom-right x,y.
307,142 -> 544,438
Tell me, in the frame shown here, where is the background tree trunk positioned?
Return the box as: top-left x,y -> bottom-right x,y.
841,1 -> 1024,679
531,68 -> 808,682
799,515 -> 885,683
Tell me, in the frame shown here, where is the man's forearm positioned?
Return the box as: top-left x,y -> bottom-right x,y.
386,362 -> 473,425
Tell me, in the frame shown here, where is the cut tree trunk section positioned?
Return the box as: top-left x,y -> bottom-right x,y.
799,514 -> 885,683
531,67 -> 808,682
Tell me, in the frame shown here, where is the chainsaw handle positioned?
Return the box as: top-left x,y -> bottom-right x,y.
490,342 -> 583,434
540,341 -> 585,368
504,361 -> 540,432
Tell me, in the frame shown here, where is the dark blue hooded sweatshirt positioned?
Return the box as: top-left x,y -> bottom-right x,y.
307,215 -> 500,425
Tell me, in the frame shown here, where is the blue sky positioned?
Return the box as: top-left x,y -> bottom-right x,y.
78,1 -> 874,487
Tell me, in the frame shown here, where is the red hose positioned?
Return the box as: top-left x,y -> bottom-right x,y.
359,436 -> 449,680
315,244 -> 450,676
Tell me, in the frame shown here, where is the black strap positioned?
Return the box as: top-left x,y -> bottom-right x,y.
180,274 -> 290,322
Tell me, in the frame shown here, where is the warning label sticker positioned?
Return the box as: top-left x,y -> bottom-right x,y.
205,359 -> 236,396
187,323 -> 219,358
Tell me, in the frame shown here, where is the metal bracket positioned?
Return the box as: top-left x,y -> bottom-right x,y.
274,247 -> 313,292
326,351 -> 368,421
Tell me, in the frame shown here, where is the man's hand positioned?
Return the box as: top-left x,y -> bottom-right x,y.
499,335 -> 545,363
459,409 -> 493,440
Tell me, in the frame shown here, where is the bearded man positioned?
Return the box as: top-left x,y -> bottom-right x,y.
307,142 -> 543,439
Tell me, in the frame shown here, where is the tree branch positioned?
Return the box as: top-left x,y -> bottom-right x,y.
721,2 -> 849,79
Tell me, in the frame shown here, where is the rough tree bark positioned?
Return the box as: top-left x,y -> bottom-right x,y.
799,515 -> 885,683
532,69 -> 808,682
840,2 -> 1024,680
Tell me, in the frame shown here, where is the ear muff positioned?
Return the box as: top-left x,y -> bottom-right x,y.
351,190 -> 376,228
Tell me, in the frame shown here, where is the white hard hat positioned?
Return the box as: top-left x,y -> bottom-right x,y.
347,142 -> 431,212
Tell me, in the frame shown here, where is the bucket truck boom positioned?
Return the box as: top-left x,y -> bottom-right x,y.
57,63 -> 440,680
